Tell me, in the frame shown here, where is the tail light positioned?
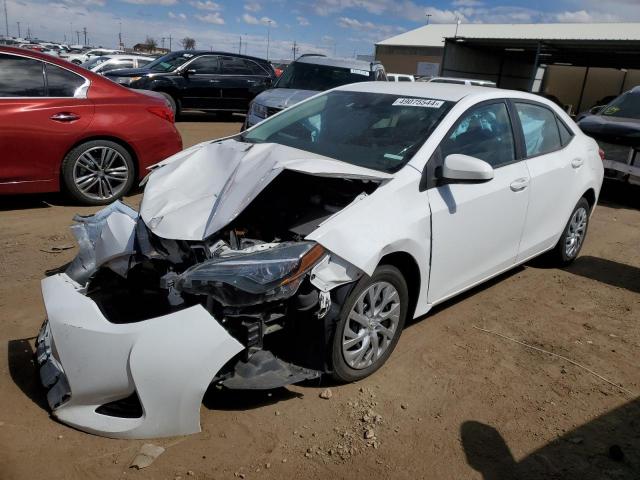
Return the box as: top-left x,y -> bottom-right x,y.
598,148 -> 605,161
147,105 -> 174,123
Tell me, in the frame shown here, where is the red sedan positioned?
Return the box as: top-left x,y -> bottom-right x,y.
0,46 -> 183,205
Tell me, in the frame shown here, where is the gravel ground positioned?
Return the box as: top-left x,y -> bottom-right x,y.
1,117 -> 638,480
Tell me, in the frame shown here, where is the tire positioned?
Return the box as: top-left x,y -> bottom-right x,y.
549,197 -> 590,266
331,265 -> 408,382
61,140 -> 135,205
157,92 -> 179,118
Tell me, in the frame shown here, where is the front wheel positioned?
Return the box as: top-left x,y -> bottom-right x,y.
330,265 -> 408,382
550,197 -> 590,265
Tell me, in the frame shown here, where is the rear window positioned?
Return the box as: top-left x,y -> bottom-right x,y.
275,61 -> 372,91
601,92 -> 640,120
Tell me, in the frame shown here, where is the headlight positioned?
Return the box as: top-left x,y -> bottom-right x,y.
250,101 -> 268,119
112,76 -> 141,85
175,242 -> 325,305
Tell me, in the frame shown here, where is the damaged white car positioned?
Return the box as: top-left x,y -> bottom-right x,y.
36,83 -> 604,439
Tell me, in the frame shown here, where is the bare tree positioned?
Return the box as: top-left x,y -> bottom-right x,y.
145,36 -> 157,52
181,37 -> 196,50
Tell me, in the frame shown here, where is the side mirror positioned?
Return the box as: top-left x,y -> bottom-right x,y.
442,154 -> 494,182
589,105 -> 604,115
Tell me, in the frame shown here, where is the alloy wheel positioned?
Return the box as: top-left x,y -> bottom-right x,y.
565,206 -> 588,258
72,146 -> 130,201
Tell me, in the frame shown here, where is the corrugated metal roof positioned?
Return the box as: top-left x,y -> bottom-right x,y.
377,23 -> 640,47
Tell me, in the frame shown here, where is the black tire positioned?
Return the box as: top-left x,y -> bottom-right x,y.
61,140 -> 136,205
330,265 -> 408,382
157,92 -> 179,118
549,197 -> 591,266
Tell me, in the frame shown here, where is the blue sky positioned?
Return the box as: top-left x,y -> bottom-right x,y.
4,0 -> 639,59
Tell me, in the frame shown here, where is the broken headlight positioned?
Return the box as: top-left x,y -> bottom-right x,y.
175,242 -> 325,305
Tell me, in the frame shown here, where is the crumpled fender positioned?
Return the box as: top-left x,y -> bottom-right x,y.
41,274 -> 243,439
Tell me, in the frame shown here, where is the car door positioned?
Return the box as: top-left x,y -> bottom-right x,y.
512,101 -> 581,261
218,56 -> 271,111
0,53 -> 95,191
426,100 -> 531,303
179,55 -> 221,110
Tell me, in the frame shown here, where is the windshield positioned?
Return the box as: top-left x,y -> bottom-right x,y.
145,52 -> 195,72
241,91 -> 453,173
601,92 -> 640,120
82,56 -> 109,69
276,61 -> 373,91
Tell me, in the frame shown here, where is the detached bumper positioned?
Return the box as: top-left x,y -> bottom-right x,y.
37,273 -> 243,439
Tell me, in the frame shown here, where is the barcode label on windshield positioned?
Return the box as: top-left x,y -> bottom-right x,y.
350,69 -> 370,76
393,98 -> 444,108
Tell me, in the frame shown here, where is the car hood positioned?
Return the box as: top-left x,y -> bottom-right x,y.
103,67 -> 150,77
578,114 -> 640,145
140,139 -> 392,241
252,88 -> 318,109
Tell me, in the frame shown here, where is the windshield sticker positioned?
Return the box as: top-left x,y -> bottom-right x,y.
393,98 -> 445,108
350,68 -> 370,76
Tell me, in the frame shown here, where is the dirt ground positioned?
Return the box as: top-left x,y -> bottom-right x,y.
1,117 -> 639,480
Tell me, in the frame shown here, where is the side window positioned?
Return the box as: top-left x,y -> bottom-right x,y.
188,56 -> 220,74
557,117 -> 574,146
243,59 -> 267,76
220,57 -> 253,75
0,53 -> 45,97
514,102 -> 562,157
440,102 -> 515,168
45,64 -> 86,97
100,60 -> 134,72
398,76 -> 411,82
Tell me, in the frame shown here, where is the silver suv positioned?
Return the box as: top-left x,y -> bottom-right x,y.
244,54 -> 386,128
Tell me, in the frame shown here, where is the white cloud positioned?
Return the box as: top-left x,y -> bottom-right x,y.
244,2 -> 261,12
452,0 -> 482,6
190,0 -> 222,11
120,0 -> 177,5
242,13 -> 277,27
168,11 -> 187,20
195,12 -> 225,24
297,16 -> 310,26
338,16 -> 407,35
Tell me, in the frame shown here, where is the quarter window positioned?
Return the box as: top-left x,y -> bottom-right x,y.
515,103 -> 562,157
45,64 -> 86,97
0,53 -> 45,97
440,102 -> 515,168
557,117 -> 574,146
220,57 -> 253,75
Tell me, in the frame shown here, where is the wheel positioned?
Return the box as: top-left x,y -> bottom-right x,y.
550,197 -> 590,265
61,140 -> 135,205
157,92 -> 179,118
331,265 -> 408,382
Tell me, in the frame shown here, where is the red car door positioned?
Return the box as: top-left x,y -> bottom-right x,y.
0,52 -> 95,193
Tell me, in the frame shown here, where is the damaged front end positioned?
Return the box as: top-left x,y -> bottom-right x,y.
37,143 -> 385,438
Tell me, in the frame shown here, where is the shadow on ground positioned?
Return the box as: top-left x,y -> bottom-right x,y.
203,386 -> 303,411
7,338 -> 49,411
598,180 -> 640,210
460,397 -> 640,479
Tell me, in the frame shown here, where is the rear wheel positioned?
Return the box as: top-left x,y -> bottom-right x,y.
331,265 -> 408,382
549,197 -> 590,265
61,140 -> 135,205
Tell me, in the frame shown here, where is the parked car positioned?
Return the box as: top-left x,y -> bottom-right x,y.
428,76 -> 496,87
64,48 -> 124,65
81,54 -> 154,75
37,82 -> 603,439
577,86 -> 640,184
388,73 -> 415,82
103,50 -> 276,117
244,54 -> 387,128
0,46 -> 183,204
575,95 -> 619,122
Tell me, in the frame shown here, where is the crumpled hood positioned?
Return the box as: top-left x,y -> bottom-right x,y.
140,139 -> 392,241
253,88 -> 317,109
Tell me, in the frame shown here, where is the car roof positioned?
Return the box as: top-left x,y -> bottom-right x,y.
296,55 -> 377,70
334,81 -> 553,104
172,49 -> 270,64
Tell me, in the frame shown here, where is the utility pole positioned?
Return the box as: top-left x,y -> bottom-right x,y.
26,24 -> 30,39
454,17 -> 461,37
239,35 -> 242,54
292,40 -> 298,60
76,30 -> 80,45
266,20 -> 272,60
83,27 -> 87,45
161,37 -> 165,49
3,0 -> 8,38
426,13 -> 432,25
16,21 -> 20,38
118,21 -> 122,49
168,34 -> 172,51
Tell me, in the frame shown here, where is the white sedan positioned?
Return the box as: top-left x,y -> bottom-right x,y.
37,83 -> 603,438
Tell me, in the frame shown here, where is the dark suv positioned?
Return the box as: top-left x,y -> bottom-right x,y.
104,50 -> 276,117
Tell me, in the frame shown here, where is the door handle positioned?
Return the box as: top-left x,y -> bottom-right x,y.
50,112 -> 79,122
510,177 -> 529,192
571,158 -> 584,168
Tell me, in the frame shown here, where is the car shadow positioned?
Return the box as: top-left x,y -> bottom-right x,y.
460,397 -> 640,479
0,193 -> 60,212
598,180 -> 640,210
7,338 -> 49,412
202,386 -> 303,412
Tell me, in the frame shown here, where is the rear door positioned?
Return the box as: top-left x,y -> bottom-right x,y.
0,53 -> 94,191
427,100 -> 531,303
218,56 -> 271,111
179,55 -> 221,110
512,101 -> 582,261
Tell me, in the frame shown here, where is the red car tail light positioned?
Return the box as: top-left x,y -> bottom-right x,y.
147,105 -> 174,124
598,148 -> 605,161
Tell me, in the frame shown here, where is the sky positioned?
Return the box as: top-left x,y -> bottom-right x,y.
3,0 -> 640,59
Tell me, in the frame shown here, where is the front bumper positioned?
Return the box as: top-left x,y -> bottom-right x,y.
37,273 -> 243,439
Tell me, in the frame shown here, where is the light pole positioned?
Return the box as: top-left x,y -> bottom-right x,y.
426,13 -> 432,25
16,20 -> 20,38
266,20 -> 272,60
3,0 -> 8,38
